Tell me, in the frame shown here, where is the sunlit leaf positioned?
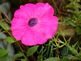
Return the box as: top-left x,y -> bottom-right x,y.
5,36 -> 16,44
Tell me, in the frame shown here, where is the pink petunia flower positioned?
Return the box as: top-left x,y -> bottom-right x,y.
11,3 -> 58,46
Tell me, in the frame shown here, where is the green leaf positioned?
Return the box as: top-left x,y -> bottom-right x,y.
21,59 -> 28,61
0,48 -> 8,57
27,46 -> 39,56
0,20 -> 10,31
13,52 -> 24,60
44,57 -> 60,61
0,54 -> 8,61
61,57 -> 70,61
67,55 -> 81,60
0,32 -> 6,39
67,44 -> 78,56
5,36 -> 16,44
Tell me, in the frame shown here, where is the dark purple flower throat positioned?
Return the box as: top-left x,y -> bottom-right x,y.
28,18 -> 38,27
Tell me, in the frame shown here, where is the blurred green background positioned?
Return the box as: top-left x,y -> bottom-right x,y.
0,0 -> 81,61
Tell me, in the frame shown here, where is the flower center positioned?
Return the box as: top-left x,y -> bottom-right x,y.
28,18 -> 38,27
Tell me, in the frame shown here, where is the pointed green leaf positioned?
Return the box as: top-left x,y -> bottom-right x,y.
5,36 -> 16,44
27,46 -> 38,56
14,52 -> 24,60
0,20 -> 10,31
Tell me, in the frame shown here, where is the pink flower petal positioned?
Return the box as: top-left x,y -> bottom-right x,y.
11,3 -> 58,46
21,30 -> 37,46
32,30 -> 48,44
20,3 -> 36,18
34,3 -> 54,18
11,17 -> 27,30
11,29 -> 26,40
32,16 -> 58,39
14,9 -> 29,19
40,16 -> 58,38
